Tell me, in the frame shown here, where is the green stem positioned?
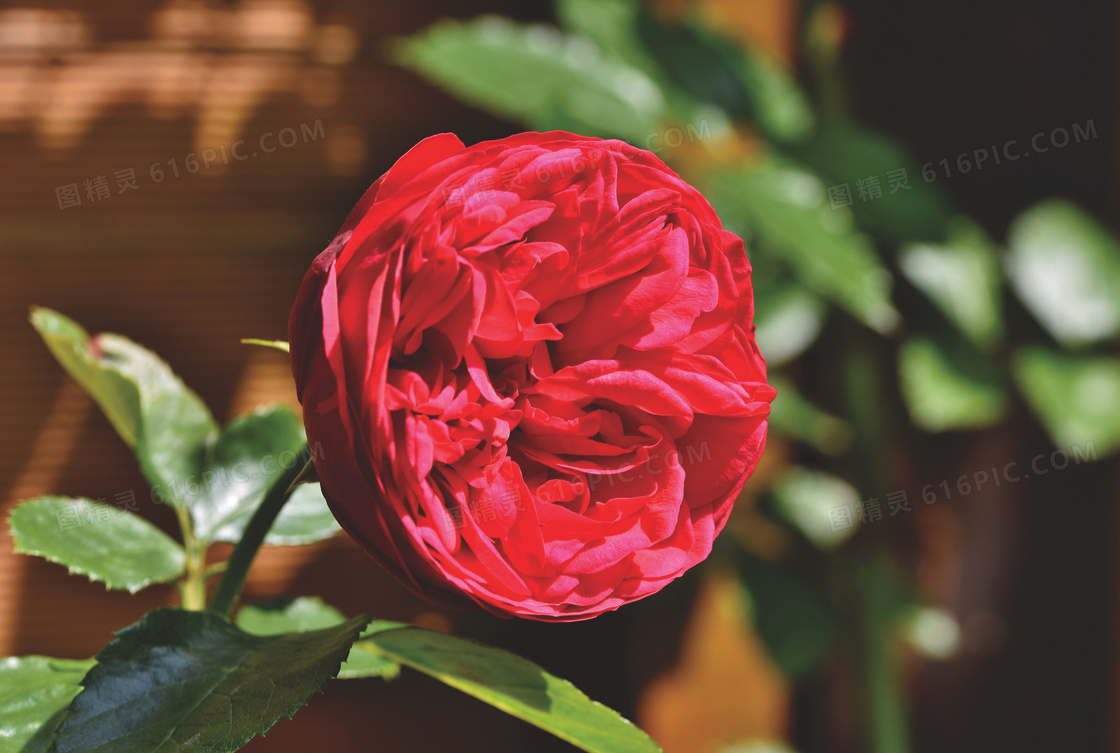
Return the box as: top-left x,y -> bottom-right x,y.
209,450 -> 308,616
839,322 -> 910,753
805,2 -> 850,120
854,558 -> 910,753
860,634 -> 909,753
175,507 -> 207,611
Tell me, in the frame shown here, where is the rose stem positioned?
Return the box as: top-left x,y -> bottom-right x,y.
209,447 -> 309,616
175,506 -> 207,611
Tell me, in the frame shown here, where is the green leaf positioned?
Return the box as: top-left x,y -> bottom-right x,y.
237,599 -> 399,681
732,549 -> 837,679
395,17 -> 665,143
790,120 -> 953,244
105,334 -> 216,497
769,467 -> 861,549
897,336 -> 1008,432
1005,200 -> 1120,348
0,656 -> 94,753
50,608 -> 369,753
715,743 -> 799,753
176,405 -> 338,546
556,0 -> 716,128
634,11 -> 814,143
899,218 -> 1004,349
30,308 -> 217,503
8,497 -> 185,594
753,285 -> 826,366
767,376 -> 851,455
353,623 -> 664,753
261,483 -> 341,546
236,597 -> 346,635
28,308 -> 141,446
1013,347 -> 1120,457
183,406 -> 305,543
239,339 -> 290,353
710,161 -> 900,333
556,0 -> 658,78
333,641 -> 402,682
690,23 -> 815,144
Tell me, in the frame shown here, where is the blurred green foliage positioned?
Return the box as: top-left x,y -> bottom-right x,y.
395,2 -> 1120,750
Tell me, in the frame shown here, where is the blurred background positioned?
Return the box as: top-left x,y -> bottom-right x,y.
0,1 -> 1115,752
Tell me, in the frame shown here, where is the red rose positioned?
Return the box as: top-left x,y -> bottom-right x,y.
290,131 -> 774,621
